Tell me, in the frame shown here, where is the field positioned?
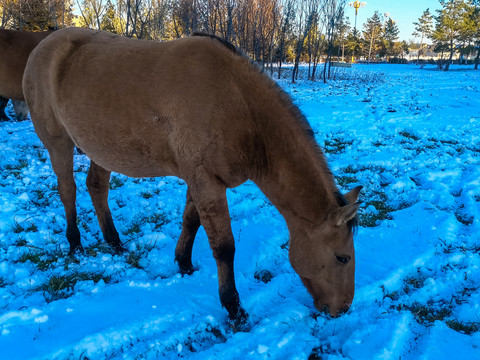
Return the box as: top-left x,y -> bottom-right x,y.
0,63 -> 479,359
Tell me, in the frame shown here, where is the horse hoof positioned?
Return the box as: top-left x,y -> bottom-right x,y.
68,244 -> 84,256
228,309 -> 250,333
179,265 -> 196,276
112,243 -> 126,254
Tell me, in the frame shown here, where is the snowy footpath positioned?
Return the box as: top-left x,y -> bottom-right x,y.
0,64 -> 479,359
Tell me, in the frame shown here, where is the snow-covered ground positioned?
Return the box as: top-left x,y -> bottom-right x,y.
0,64 -> 479,359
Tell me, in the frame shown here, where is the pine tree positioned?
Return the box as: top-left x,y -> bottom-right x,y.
432,0 -> 473,71
362,11 -> 382,63
412,8 -> 434,63
100,0 -> 119,33
382,18 -> 399,60
472,0 -> 480,69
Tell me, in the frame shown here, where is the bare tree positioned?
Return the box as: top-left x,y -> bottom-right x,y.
291,0 -> 317,83
77,0 -> 106,29
322,0 -> 347,82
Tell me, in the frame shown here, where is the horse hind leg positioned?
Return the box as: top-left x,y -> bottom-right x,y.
12,100 -> 29,121
44,135 -> 82,254
0,97 -> 9,121
86,161 -> 124,253
175,188 -> 201,275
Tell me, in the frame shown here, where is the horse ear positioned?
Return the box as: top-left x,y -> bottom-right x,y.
344,186 -> 363,204
334,202 -> 361,227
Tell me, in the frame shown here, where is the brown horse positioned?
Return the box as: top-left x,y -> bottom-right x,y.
0,29 -> 52,120
23,28 -> 362,328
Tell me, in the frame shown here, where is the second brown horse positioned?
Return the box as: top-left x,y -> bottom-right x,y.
0,29 -> 51,120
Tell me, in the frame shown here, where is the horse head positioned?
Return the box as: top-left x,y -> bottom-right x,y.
289,186 -> 362,317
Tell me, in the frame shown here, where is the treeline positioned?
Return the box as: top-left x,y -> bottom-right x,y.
413,0 -> 480,70
1,0 -> 355,82
3,1 -> 477,81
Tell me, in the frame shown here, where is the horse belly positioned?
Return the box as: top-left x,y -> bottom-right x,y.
62,114 -> 179,178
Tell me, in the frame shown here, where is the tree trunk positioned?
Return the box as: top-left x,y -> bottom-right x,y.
445,38 -> 454,72
292,40 -> 302,83
416,33 -> 424,65
475,46 -> 480,70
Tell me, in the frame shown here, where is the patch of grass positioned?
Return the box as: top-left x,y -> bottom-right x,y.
403,276 -> 425,294
399,130 -> 421,141
126,251 -> 143,269
17,250 -> 60,271
11,220 -> 24,234
455,208 -> 474,226
5,159 -> 29,178
15,237 -> 28,247
38,272 -> 111,302
25,222 -> 38,232
254,269 -> 273,283
109,175 -> 125,190
308,345 -> 340,360
446,320 -> 480,334
359,199 -> 395,227
85,242 -> 117,256
341,165 -> 357,174
146,213 -> 167,230
337,175 -> 358,187
31,188 -> 50,207
402,303 -> 452,325
123,221 -> 142,236
324,137 -> 354,155
140,191 -> 153,199
12,219 -> 38,234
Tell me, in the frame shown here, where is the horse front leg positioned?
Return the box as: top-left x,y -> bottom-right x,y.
86,161 -> 124,253
188,171 -> 249,330
175,188 -> 200,275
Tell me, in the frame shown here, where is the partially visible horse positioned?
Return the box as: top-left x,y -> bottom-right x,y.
0,29 -> 52,121
0,98 -> 29,121
23,28 -> 362,328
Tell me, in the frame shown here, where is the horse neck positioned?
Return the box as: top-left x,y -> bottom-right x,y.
253,112 -> 339,230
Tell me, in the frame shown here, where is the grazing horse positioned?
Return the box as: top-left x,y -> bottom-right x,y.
0,29 -> 51,120
23,28 -> 362,327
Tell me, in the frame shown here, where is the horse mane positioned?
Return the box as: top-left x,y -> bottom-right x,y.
192,32 -> 237,54
192,32 -> 337,205
270,80 -> 338,195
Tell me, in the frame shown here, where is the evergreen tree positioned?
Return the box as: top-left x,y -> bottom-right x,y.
100,0 -> 119,33
412,8 -> 434,63
472,0 -> 480,69
432,0 -> 473,71
382,18 -> 399,60
362,11 -> 382,63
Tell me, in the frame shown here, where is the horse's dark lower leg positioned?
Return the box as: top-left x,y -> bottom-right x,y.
86,161 -> 123,252
48,140 -> 82,254
12,100 -> 29,121
0,97 -> 9,121
175,189 -> 201,275
188,172 -> 248,330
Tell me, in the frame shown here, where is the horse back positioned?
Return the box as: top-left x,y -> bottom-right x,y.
24,28 -> 267,186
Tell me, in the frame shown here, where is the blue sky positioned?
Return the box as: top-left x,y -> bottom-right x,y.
346,0 -> 442,42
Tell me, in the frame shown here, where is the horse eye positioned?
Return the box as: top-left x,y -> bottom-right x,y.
336,255 -> 350,264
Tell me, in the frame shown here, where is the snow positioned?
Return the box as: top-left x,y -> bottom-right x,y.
1,63 -> 480,359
